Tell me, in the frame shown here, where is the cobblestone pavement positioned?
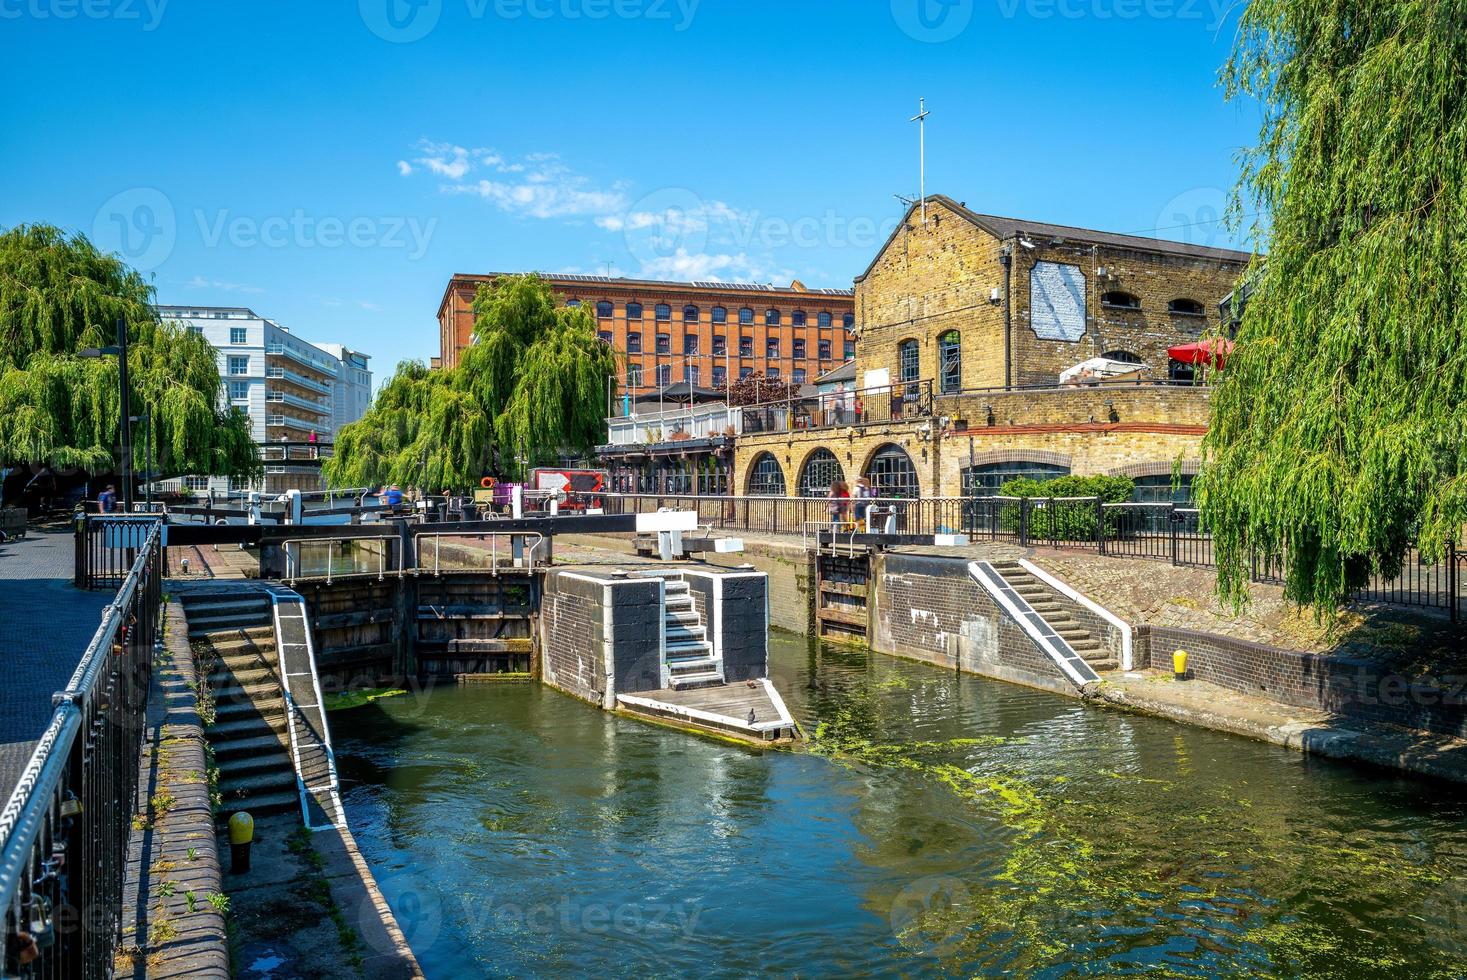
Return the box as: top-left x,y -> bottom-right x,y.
0,525 -> 111,801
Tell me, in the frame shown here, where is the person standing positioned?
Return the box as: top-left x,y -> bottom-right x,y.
98,484 -> 117,514
827,480 -> 851,528
853,476 -> 873,530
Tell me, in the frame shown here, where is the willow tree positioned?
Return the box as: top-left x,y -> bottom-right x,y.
1199,0 -> 1467,613
325,275 -> 617,489
0,224 -> 258,483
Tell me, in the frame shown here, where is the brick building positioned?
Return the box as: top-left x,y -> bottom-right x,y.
437,273 -> 857,397
730,195 -> 1253,502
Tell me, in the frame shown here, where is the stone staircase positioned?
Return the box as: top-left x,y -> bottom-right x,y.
182,591 -> 300,820
991,560 -> 1117,673
661,578 -> 724,690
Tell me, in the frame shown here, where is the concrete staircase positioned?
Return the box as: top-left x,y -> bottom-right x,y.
182,591 -> 300,820
990,560 -> 1117,672
661,578 -> 724,690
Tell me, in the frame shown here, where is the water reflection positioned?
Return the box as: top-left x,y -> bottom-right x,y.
334,631 -> 1467,978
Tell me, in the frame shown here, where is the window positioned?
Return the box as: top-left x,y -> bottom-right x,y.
711,306 -> 727,324
1133,474 -> 1195,505
655,303 -> 672,321
792,368 -> 806,384
684,333 -> 699,354
792,338 -> 806,359
1101,350 -> 1143,364
656,364 -> 671,386
712,366 -> 727,387
798,448 -> 844,497
598,331 -> 613,345
792,310 -> 807,326
938,330 -> 961,394
818,312 -> 832,328
184,476 -> 209,491
739,307 -> 754,325
767,367 -> 780,379
596,301 -> 614,318
748,453 -> 786,495
843,313 -> 855,329
739,335 -> 754,357
739,367 -> 753,380
227,355 -> 250,376
656,333 -> 671,354
818,339 -> 832,360
683,305 -> 700,323
186,324 -> 203,336
844,339 -> 856,359
229,327 -> 248,345
1169,298 -> 1206,316
712,335 -> 727,355
898,339 -> 919,383
566,299 -> 581,308
685,365 -> 700,386
766,338 -> 780,359
866,444 -> 920,498
627,332 -> 642,353
1169,359 -> 1197,384
228,381 -> 250,401
1101,291 -> 1141,310
962,462 -> 1070,498
627,364 -> 643,386
765,309 -> 781,326
627,302 -> 644,319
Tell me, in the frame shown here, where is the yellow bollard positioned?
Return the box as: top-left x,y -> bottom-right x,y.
228,811 -> 254,874
1173,650 -> 1189,681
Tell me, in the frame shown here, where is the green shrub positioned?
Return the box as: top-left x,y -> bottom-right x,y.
996,475 -> 1137,540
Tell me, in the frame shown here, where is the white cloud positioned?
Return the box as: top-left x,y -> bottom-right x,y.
400,140 -> 628,220
186,275 -> 263,294
357,300 -> 380,311
396,160 -> 413,176
638,248 -> 783,283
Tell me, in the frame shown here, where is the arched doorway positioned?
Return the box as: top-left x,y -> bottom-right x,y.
746,453 -> 786,496
864,444 -> 920,498
797,448 -> 844,497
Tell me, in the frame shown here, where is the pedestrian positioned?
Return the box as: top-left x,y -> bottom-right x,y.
832,384 -> 846,426
98,484 -> 117,514
853,476 -> 873,530
382,484 -> 404,513
827,480 -> 850,528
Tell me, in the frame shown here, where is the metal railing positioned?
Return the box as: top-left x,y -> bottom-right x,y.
2,521 -> 163,977
415,532 -> 550,575
738,379 -> 934,436
75,515 -> 165,590
282,536 -> 398,585
583,493 -> 1464,621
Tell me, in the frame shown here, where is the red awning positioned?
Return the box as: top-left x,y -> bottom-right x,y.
1168,338 -> 1234,370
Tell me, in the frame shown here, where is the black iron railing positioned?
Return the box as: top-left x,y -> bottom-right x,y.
3,519 -> 163,978
582,493 -> 1464,622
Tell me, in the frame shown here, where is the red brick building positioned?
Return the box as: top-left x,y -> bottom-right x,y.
437,274 -> 856,397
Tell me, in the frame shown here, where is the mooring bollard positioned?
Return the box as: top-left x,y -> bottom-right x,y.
1173,650 -> 1189,681
228,811 -> 254,873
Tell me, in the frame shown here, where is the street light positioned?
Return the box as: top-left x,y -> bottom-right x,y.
77,318 -> 134,511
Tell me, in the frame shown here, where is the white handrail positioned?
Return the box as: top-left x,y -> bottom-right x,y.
1018,558 -> 1134,671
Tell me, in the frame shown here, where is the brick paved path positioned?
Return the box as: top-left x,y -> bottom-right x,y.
0,526 -> 111,802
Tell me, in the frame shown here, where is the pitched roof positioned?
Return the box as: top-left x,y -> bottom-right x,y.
857,195 -> 1255,281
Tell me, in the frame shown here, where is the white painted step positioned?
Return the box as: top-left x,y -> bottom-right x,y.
670,672 -> 724,690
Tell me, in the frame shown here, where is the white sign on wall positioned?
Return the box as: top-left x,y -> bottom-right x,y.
1029,261 -> 1087,342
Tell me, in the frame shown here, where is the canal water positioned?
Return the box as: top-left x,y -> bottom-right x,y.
333,632 -> 1467,978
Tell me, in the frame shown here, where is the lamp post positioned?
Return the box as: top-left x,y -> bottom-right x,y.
79,318 -> 133,511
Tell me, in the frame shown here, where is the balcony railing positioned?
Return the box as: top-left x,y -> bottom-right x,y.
605,404 -> 742,447
266,365 -> 332,396
266,388 -> 331,413
266,343 -> 336,376
261,443 -> 333,462
739,379 -> 934,435
267,412 -> 335,433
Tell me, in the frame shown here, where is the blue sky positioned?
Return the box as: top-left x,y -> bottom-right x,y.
0,0 -> 1260,382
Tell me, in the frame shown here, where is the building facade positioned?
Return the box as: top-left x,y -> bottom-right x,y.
156,306 -> 371,492
437,273 -> 857,397
314,343 -> 375,434
728,195 -> 1253,502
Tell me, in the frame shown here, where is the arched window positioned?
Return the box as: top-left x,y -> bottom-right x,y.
898,339 -> 920,383
626,302 -> 644,319
1101,350 -> 1143,364
818,312 -> 833,328
1101,291 -> 1141,310
595,300 -> 614,318
1168,298 -> 1206,316
798,448 -> 844,497
865,444 -> 920,498
765,309 -> 781,326
961,461 -> 1069,498
747,454 -> 786,496
655,303 -> 672,321
684,304 -> 700,323
739,307 -> 754,325
566,299 -> 581,308
938,330 -> 961,393
843,313 -> 855,329
711,306 -> 727,323
791,310 -> 807,326
626,332 -> 642,353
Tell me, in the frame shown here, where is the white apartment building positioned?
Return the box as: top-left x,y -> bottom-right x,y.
155,305 -> 372,492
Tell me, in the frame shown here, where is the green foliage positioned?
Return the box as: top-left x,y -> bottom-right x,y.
997,475 -> 1136,540
0,224 -> 259,480
326,275 -> 617,488
1200,0 -> 1467,613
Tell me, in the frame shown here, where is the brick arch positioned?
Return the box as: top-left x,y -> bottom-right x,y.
962,449 -> 1074,470
860,441 -> 923,497
1108,459 -> 1200,479
796,446 -> 846,497
744,451 -> 789,495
